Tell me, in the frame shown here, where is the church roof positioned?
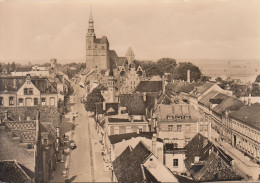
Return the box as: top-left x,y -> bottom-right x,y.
94,36 -> 109,44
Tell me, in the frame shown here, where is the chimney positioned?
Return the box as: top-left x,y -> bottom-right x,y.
248,94 -> 251,106
162,76 -> 166,94
26,116 -> 31,121
137,128 -> 140,134
103,102 -> 106,111
187,69 -> 191,83
13,79 -> 17,90
26,74 -> 31,81
152,133 -> 157,156
4,111 -> 8,120
143,92 -> 147,101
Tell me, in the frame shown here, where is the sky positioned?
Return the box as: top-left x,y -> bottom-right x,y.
0,0 -> 260,64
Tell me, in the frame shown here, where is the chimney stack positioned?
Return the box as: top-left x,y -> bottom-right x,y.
143,92 -> 147,102
248,94 -> 252,106
187,69 -> 191,83
152,133 -> 157,156
4,111 -> 8,120
137,128 -> 140,134
103,102 -> 106,111
162,76 -> 166,94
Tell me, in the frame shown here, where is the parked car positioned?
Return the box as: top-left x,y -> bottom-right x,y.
70,141 -> 77,150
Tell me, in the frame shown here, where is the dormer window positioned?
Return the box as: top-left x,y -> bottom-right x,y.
167,116 -> 173,120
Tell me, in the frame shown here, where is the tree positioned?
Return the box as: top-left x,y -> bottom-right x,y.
6,63 -> 10,74
255,74 -> 260,83
11,62 -> 16,72
215,77 -> 223,82
157,58 -> 177,75
0,63 -> 2,73
174,62 -> 201,81
200,75 -> 211,82
84,88 -> 104,113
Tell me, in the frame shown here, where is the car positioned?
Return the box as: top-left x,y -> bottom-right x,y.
70,141 -> 77,150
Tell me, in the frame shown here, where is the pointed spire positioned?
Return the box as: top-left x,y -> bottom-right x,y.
87,5 -> 95,37
125,47 -> 135,63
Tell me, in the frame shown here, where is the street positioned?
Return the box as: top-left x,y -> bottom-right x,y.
50,84 -> 111,182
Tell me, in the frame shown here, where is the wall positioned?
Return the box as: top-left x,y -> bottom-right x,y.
165,152 -> 186,173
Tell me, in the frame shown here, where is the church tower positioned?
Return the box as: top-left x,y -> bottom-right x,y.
86,9 -> 110,70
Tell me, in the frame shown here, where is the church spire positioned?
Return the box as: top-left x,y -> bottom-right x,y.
87,6 -> 95,37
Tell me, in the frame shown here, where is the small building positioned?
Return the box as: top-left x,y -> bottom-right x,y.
112,141 -> 178,182
184,133 -> 242,182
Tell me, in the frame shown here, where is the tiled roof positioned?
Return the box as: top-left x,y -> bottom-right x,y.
116,57 -> 126,67
0,160 -> 33,183
191,82 -> 215,98
0,126 -> 35,172
166,81 -> 200,96
31,78 -> 57,94
198,90 -> 219,107
184,133 -> 241,182
0,76 -> 57,94
95,84 -> 107,91
142,166 -> 158,182
119,94 -> 146,115
0,76 -> 26,92
95,102 -> 118,115
112,141 -> 152,182
213,96 -> 244,116
135,81 -> 163,93
0,106 -> 61,128
229,103 -> 260,131
108,132 -> 163,144
94,36 -> 109,44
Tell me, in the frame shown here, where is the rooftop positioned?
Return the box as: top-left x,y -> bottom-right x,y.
229,103 -> 260,131
108,132 -> 163,144
135,80 -> 163,93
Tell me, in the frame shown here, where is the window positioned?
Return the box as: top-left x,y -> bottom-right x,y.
0,97 -> 3,106
41,98 -> 46,105
50,97 -> 55,106
34,98 -> 38,105
177,125 -> 182,132
168,125 -> 173,131
114,127 -> 119,135
167,116 -> 173,120
24,88 -> 28,95
95,45 -> 97,48
126,126 -> 132,133
43,139 -> 48,145
9,97 -> 14,106
24,88 -> 33,95
102,46 -> 105,49
173,159 -> 178,167
186,125 -> 191,132
88,46 -> 91,49
138,126 -> 143,133
18,98 -> 23,106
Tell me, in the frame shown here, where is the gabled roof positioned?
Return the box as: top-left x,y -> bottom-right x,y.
135,81 -> 163,93
0,76 -> 26,92
212,96 -> 244,116
0,106 -> 61,128
184,133 -> 241,182
31,78 -> 57,94
109,132 -> 163,144
198,90 -> 219,107
191,82 -> 215,98
116,57 -> 126,67
112,141 -> 152,183
95,102 -> 118,115
229,103 -> 260,131
95,84 -> 107,91
119,94 -> 146,115
0,160 -> 33,183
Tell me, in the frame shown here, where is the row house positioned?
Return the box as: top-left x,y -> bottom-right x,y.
195,85 -> 260,163
155,103 -> 211,148
0,74 -> 58,108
